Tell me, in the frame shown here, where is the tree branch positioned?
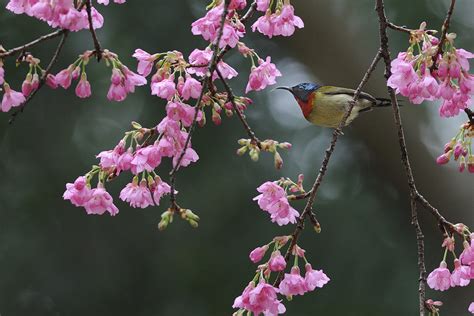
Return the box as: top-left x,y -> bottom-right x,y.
85,0 -> 103,61
273,49 -> 383,287
430,0 -> 456,71
0,30 -> 66,59
9,31 -> 69,124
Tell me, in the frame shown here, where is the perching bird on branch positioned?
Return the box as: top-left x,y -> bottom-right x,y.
276,83 -> 392,128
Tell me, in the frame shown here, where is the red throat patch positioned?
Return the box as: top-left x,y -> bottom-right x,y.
296,93 -> 314,119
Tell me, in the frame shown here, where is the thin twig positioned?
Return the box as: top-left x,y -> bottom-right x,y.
0,30 -> 66,59
386,22 -> 436,35
85,0 -> 103,61
168,0 -> 231,210
465,108 -> 474,124
273,49 -> 383,287
430,0 -> 456,71
9,31 -> 69,124
215,67 -> 261,147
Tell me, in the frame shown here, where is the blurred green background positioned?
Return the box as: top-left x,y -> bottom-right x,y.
0,0 -> 473,315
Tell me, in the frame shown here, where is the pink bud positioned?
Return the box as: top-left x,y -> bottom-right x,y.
249,245 -> 268,263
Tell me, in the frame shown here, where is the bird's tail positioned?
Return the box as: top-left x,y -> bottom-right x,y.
375,97 -> 403,107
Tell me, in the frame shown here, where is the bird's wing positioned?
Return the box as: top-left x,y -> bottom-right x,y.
318,86 -> 377,103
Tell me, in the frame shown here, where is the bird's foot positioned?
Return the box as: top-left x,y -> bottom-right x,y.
335,128 -> 344,136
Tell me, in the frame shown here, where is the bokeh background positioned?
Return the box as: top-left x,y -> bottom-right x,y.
0,0 -> 473,315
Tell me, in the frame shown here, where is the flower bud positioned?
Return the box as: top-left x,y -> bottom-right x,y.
274,151 -> 283,169
236,146 -> 248,156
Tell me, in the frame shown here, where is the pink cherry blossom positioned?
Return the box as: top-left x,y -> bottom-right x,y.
229,0 -> 246,10
131,144 -> 162,174
219,23 -> 245,48
245,56 -> 281,93
191,6 -> 223,42
427,261 -> 451,291
256,0 -> 270,12
304,263 -> 330,291
268,251 -> 286,271
119,179 -> 154,209
166,101 -> 197,127
188,48 -> 238,80
450,259 -> 470,287
233,281 -> 285,315
173,147 -> 199,167
63,176 -> 93,207
75,74 -> 92,98
97,0 -> 126,5
21,73 -> 33,96
55,66 -> 74,89
469,302 -> 474,314
249,245 -> 268,263
0,65 -> 4,85
266,197 -> 299,226
151,78 -> 176,100
1,83 -> 26,112
45,73 -> 58,89
96,140 -> 132,174
253,181 -> 286,210
150,177 -> 171,205
132,48 -> 155,77
251,14 -> 275,38
84,186 -> 119,216
272,4 -> 304,37
181,76 -> 202,100
279,266 -> 307,297
460,236 -> 474,265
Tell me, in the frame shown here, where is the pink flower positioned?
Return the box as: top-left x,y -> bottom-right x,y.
268,251 -> 286,272
84,186 -> 119,216
229,0 -> 246,10
119,179 -> 154,209
97,140 -> 132,174
132,48 -> 155,77
249,245 -> 268,263
233,281 -> 285,315
469,302 -> 474,314
45,73 -> 58,89
0,65 -> 4,85
450,259 -> 470,287
304,263 -> 330,291
251,14 -> 276,38
219,23 -> 244,48
279,266 -> 307,297
436,151 -> 451,165
460,236 -> 474,265
253,181 -> 286,210
151,78 -> 176,100
63,176 -> 93,207
387,53 -> 418,95
107,66 -> 146,102
267,197 -> 299,226
181,76 -> 202,100
131,144 -> 162,174
191,6 -> 223,42
272,4 -> 304,37
245,57 -> 281,93
55,66 -> 74,89
166,101 -> 198,127
427,261 -> 451,291
256,0 -> 270,11
173,147 -> 199,167
75,74 -> 92,98
150,177 -> 171,205
188,48 -> 238,80
1,83 -> 26,112
21,73 -> 33,96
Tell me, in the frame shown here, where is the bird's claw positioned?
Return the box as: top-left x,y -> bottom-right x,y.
335,129 -> 344,136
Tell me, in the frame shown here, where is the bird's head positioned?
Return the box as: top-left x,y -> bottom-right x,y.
276,82 -> 321,103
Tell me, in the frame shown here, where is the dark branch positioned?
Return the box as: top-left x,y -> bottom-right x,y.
0,30 -> 66,59
85,0 -> 103,61
9,31 -> 69,124
465,108 -> 474,124
430,0 -> 456,71
386,22 -> 436,35
273,49 -> 383,287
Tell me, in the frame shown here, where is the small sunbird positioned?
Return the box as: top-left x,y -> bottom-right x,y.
276,83 -> 392,128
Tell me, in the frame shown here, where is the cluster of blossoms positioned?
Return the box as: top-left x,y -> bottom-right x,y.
252,0 -> 304,38
426,225 -> 474,314
253,177 -> 304,225
437,121 -> 473,173
233,236 -> 329,315
52,49 -> 146,101
6,0 -> 125,31
388,22 -> 473,118
63,120 -> 198,226
237,138 -> 291,169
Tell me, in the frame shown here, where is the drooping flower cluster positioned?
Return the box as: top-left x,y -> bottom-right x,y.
253,176 -> 305,225
234,237 -> 329,315
426,227 -> 474,313
64,120 -> 196,220
52,49 -> 146,101
252,0 -> 304,38
5,0 -> 125,31
388,23 -> 473,117
436,121 -> 473,173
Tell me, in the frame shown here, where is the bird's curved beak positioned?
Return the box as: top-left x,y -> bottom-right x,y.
275,86 -> 293,94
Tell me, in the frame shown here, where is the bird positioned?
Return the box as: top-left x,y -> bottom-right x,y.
276,82 -> 392,128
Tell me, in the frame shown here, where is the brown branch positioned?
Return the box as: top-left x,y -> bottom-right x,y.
168,0 -> 231,210
215,67 -> 261,147
273,49 -> 383,287
9,31 -> 69,124
430,0 -> 456,71
465,108 -> 474,124
0,30 -> 66,59
386,22 -> 436,35
85,0 -> 103,61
